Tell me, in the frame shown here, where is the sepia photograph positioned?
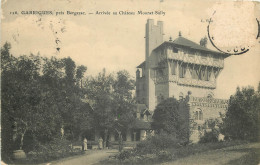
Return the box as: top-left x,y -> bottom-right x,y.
1,0 -> 260,164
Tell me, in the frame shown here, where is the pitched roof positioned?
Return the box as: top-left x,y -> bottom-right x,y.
154,36 -> 229,57
173,36 -> 219,53
137,61 -> 145,68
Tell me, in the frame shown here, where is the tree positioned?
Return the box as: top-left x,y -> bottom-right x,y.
76,65 -> 87,88
85,69 -> 136,148
85,69 -> 115,131
152,97 -> 188,141
220,85 -> 260,141
1,50 -> 64,155
1,42 -> 17,158
1,43 -> 92,160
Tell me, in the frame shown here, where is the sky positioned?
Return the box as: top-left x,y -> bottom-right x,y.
1,0 -> 260,99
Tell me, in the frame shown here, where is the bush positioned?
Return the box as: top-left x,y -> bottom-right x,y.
115,133 -> 179,164
136,132 -> 181,154
27,138 -> 82,163
156,150 -> 174,161
199,129 -> 219,143
116,150 -> 133,160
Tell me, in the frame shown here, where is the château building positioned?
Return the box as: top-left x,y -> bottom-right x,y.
88,19 -> 230,147
135,19 -> 229,142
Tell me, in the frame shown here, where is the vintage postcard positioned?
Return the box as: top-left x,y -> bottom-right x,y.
1,0 -> 260,164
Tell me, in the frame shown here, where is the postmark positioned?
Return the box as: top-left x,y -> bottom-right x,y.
207,2 -> 259,55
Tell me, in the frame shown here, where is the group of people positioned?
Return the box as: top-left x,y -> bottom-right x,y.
82,137 -> 104,151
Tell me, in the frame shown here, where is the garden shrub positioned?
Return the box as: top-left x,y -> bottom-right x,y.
115,133 -> 179,163
136,132 -> 180,154
156,150 -> 174,161
27,138 -> 82,163
199,129 -> 219,143
117,150 -> 133,160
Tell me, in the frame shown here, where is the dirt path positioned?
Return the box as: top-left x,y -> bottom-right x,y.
50,149 -> 118,165
161,143 -> 260,165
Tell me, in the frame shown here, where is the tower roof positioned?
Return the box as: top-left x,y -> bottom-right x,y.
154,36 -> 230,57
173,36 -> 213,52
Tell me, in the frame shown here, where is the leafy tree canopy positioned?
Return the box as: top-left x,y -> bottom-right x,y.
152,97 -> 188,141
220,85 -> 260,141
1,43 -> 91,159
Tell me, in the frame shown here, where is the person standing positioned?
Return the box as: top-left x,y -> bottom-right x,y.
98,137 -> 103,150
83,138 -> 88,151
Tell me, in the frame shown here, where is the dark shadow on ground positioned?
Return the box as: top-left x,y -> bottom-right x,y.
224,147 -> 260,165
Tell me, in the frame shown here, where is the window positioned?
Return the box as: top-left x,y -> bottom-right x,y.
199,111 -> 203,120
200,66 -> 209,81
195,109 -> 203,120
131,130 -> 140,141
192,66 -> 199,79
205,69 -> 210,81
195,111 -> 199,120
171,62 -> 177,75
179,64 -> 186,78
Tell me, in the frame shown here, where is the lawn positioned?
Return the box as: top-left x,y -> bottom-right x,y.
98,141 -> 260,165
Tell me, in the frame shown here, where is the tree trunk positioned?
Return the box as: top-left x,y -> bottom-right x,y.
104,129 -> 108,148
118,132 -> 122,152
19,129 -> 27,150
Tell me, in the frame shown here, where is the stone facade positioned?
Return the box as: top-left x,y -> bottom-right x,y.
184,96 -> 228,143
136,19 -> 230,143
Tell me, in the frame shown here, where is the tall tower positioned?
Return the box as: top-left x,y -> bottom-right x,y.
145,19 -> 163,110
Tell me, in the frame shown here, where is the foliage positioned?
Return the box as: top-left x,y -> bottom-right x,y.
116,149 -> 173,163
136,132 -> 181,154
220,85 -> 260,141
107,139 -> 248,165
152,98 -> 180,134
1,42 -> 91,161
85,69 -> 136,147
199,118 -> 221,143
152,97 -> 188,141
199,130 -> 219,143
27,138 -> 82,164
117,134 -> 178,162
156,150 -> 174,161
116,150 -> 133,160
